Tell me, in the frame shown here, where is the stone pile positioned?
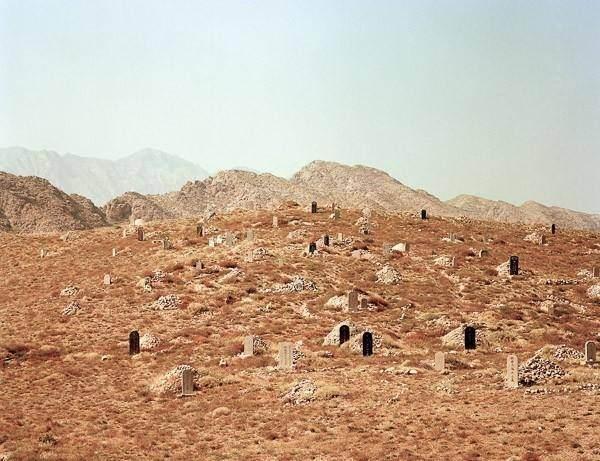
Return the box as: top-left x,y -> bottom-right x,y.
587,284 -> 600,300
60,286 -> 79,297
268,276 -> 318,293
375,265 -> 401,285
281,379 -> 317,405
140,333 -> 160,351
518,355 -> 565,385
149,365 -> 200,395
150,295 -> 181,311
552,345 -> 584,361
434,255 -> 454,267
62,301 -> 80,316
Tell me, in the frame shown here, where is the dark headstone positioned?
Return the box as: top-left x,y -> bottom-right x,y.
339,325 -> 350,345
129,330 -> 140,355
509,256 -> 519,276
464,326 -> 476,350
323,235 -> 330,246
311,201 -> 317,213
362,332 -> 373,356
137,228 -> 144,241
196,224 -> 203,236
551,224 -> 556,235
308,242 -> 317,254
421,209 -> 427,220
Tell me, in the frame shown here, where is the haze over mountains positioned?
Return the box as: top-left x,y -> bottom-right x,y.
0,147 -> 209,205
1,148 -> 599,233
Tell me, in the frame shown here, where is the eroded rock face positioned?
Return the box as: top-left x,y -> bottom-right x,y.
103,192 -> 172,223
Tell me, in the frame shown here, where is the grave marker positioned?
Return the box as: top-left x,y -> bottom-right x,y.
323,235 -> 330,246
334,208 -> 341,220
551,224 -> 556,235
362,332 -> 373,356
348,290 -> 358,311
593,267 -> 600,278
137,228 -> 144,241
339,325 -> 350,345
278,342 -> 293,370
308,242 -> 317,254
509,256 -> 519,276
129,330 -> 140,355
434,352 -> 445,372
421,209 -> 427,220
196,224 -> 203,236
506,355 -> 519,388
103,274 -> 112,285
311,201 -> 318,213
112,248 -> 117,257
272,216 -> 279,228
337,232 -> 343,241
181,369 -> 194,396
208,237 -> 215,247
162,239 -> 172,250
383,243 -> 393,255
40,249 -> 47,258
195,260 -> 204,270
585,341 -> 597,363
360,298 -> 368,310
244,335 -> 254,356
538,235 -> 546,245
464,326 -> 476,350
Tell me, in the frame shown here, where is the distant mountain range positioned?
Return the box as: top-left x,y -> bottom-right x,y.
0,147 -> 208,205
1,150 -> 599,233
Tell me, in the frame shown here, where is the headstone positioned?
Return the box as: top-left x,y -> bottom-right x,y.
506,355 -> 519,388
272,216 -> 279,228
244,335 -> 254,356
348,290 -> 358,311
448,233 -> 456,242
208,237 -> 215,247
464,326 -> 476,350
103,274 -> 112,285
334,208 -> 341,220
593,267 -> 600,278
451,256 -> 457,268
421,209 -> 427,220
278,342 -> 293,370
585,341 -> 597,363
246,229 -> 254,241
337,232 -> 343,241
195,260 -> 204,270
323,235 -> 330,246
129,330 -> 140,355
181,369 -> 194,396
112,248 -> 117,257
339,325 -> 350,345
196,224 -> 203,236
40,249 -> 47,258
509,256 -> 519,276
162,239 -> 172,250
394,242 -> 410,253
538,235 -> 546,245
362,332 -> 373,356
311,201 -> 317,213
360,298 -> 368,310
137,227 -> 144,241
383,243 -> 393,255
308,242 -> 317,254
434,352 -> 445,372
551,224 -> 556,235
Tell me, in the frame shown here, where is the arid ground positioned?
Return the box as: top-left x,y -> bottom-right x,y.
1,206 -> 600,460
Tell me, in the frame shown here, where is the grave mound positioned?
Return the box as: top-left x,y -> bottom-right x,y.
376,265 -> 401,285
149,365 -> 202,395
518,355 -> 565,385
281,379 -> 317,405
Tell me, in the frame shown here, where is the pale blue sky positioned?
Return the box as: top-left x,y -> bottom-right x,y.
1,0 -> 599,212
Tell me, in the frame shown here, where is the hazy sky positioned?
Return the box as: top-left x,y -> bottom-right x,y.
1,0 -> 599,212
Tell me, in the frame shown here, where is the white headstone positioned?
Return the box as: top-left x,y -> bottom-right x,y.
112,248 -> 117,257
348,290 -> 358,311
244,336 -> 254,356
337,233 -> 343,241
272,216 -> 279,228
278,342 -> 293,370
434,352 -> 445,372
208,237 -> 215,247
506,354 -> 519,389
103,274 -> 112,285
